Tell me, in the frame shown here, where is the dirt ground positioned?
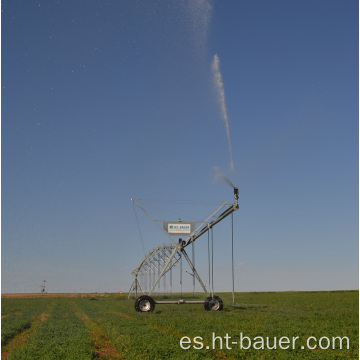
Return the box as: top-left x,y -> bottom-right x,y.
1,293 -> 107,298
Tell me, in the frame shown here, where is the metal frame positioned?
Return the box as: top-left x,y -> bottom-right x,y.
130,187 -> 239,308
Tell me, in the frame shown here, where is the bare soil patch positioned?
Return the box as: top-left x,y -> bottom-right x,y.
2,293 -> 106,299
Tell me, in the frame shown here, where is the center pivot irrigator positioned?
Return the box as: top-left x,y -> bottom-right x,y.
129,184 -> 239,312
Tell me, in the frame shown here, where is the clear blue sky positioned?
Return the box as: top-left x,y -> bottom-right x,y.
2,0 -> 358,293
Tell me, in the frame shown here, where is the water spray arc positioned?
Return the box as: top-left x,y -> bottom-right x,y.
212,54 -> 234,172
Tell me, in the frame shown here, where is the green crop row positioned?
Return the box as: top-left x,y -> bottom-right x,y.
8,299 -> 95,360
1,291 -> 358,359
1,297 -> 51,346
72,296 -> 211,360
73,291 -> 359,360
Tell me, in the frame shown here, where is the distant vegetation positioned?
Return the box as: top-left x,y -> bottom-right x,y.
1,291 -> 358,359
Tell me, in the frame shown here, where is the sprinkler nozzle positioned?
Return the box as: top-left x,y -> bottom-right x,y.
234,187 -> 239,199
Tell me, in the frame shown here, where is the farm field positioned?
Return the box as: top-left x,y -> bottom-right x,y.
1,291 -> 358,359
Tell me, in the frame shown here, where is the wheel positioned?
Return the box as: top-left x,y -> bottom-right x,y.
135,295 -> 155,312
204,296 -> 223,311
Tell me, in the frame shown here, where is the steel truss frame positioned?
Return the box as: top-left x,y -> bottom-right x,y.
129,187 -> 239,310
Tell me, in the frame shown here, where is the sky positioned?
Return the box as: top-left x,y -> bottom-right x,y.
2,0 -> 358,294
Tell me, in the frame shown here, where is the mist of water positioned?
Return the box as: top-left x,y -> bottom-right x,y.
186,0 -> 212,58
214,166 -> 235,189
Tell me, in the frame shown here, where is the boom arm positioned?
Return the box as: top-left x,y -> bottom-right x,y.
183,187 -> 239,248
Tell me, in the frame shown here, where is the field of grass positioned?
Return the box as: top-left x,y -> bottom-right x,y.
1,291 -> 358,359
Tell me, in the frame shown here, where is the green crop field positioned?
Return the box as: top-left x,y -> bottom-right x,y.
1,291 -> 358,360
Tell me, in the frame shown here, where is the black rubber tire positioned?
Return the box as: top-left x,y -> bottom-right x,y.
204,296 -> 223,311
135,295 -> 156,312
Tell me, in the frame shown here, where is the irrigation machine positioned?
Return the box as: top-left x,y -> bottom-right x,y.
129,185 -> 239,312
